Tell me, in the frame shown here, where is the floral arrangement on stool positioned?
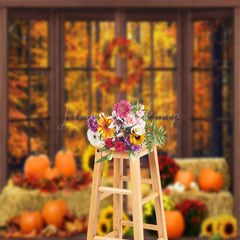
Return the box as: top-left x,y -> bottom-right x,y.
87,100 -> 167,163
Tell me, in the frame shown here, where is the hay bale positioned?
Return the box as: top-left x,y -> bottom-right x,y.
0,178 -> 113,226
174,158 -> 230,190
167,190 -> 233,217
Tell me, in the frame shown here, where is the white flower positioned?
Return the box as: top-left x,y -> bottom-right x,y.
99,112 -> 105,118
173,182 -> 185,192
190,182 -> 199,191
131,125 -> 145,135
137,118 -> 146,127
87,129 -> 103,146
140,104 -> 144,110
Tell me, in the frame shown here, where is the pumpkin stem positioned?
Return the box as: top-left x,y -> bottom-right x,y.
62,147 -> 67,152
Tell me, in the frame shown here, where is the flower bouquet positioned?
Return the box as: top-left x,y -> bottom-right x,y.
87,100 -> 167,163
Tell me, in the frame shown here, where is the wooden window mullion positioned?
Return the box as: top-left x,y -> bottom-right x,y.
233,6 -> 240,230
0,7 -> 8,190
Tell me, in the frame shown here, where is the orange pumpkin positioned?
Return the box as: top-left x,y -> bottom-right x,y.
174,169 -> 195,189
20,211 -> 44,234
42,200 -> 69,228
198,168 -> 223,192
24,154 -> 50,179
165,210 -> 185,239
43,167 -> 60,180
55,150 -> 76,177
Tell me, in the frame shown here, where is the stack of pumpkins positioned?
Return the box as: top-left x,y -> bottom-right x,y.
24,150 -> 76,180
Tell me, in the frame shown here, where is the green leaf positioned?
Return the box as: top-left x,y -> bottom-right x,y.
129,151 -> 137,163
95,152 -> 113,164
98,146 -> 110,152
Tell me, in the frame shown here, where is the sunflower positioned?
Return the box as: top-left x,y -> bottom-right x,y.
100,206 -> 113,220
201,218 -> 215,237
218,216 -> 238,239
81,144 -> 109,179
97,218 -> 111,236
122,211 -> 130,236
129,133 -> 145,145
97,116 -> 115,138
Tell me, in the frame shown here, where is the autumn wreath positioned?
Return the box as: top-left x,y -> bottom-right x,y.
96,37 -> 144,93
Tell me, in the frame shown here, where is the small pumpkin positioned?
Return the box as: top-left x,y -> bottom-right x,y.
24,154 -> 50,179
55,150 -> 76,177
43,167 -> 60,180
42,200 -> 69,228
198,168 -> 223,192
165,210 -> 185,239
20,211 -> 44,234
174,169 -> 195,189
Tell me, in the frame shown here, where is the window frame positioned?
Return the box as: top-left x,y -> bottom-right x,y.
0,5 -> 239,239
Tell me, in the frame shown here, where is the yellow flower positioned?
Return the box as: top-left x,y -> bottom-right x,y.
100,206 -> 113,220
97,218 -> 111,236
129,133 -> 145,145
97,116 -> 115,138
218,216 -> 238,239
201,218 -> 215,237
81,144 -> 109,178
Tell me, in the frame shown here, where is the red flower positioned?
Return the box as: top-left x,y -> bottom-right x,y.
105,138 -> 115,148
115,141 -> 125,152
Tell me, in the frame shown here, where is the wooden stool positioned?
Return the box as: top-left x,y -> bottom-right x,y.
87,145 -> 168,240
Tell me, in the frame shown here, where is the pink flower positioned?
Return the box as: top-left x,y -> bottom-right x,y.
137,119 -> 146,127
124,113 -> 137,127
115,141 -> 126,152
113,100 -> 132,119
136,110 -> 144,117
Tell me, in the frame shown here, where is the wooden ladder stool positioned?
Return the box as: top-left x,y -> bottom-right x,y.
87,145 -> 168,240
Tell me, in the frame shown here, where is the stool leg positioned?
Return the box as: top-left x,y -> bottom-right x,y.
113,158 -> 123,238
87,150 -> 104,240
130,156 -> 144,240
149,146 -> 168,240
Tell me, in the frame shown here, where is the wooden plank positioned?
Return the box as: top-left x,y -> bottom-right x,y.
105,230 -> 118,238
149,146 -> 168,240
87,151 -> 104,240
120,176 -> 153,184
129,156 -> 144,240
94,236 -> 127,240
113,158 -> 123,237
234,7 -> 240,232
142,192 -> 159,205
100,192 -> 112,201
1,0 -> 240,8
121,220 -> 158,231
0,7 -> 8,191
99,186 -> 131,195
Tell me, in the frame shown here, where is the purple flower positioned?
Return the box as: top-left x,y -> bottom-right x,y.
124,145 -> 130,152
113,100 -> 132,119
132,144 -> 141,153
88,115 -> 99,132
125,135 -> 131,146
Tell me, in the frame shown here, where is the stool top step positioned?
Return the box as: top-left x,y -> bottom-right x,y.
95,144 -> 156,159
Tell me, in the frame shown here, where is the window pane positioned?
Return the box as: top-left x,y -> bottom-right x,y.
222,71 -> 233,119
193,21 -> 211,68
127,22 -> 151,68
8,70 -> 28,119
153,22 -> 177,68
154,71 -> 176,115
194,71 -> 212,118
30,70 -> 48,117
64,120 -> 88,158
65,21 -> 88,68
30,120 -> 48,154
65,71 -> 89,116
8,20 -> 28,68
8,121 -> 28,164
92,72 -> 116,115
30,20 -> 48,68
194,120 -> 213,156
